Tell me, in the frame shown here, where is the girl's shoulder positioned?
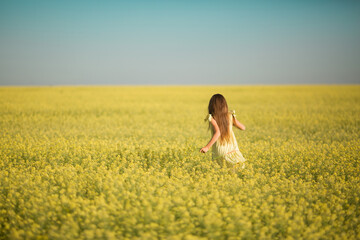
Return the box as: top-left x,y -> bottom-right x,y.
229,110 -> 236,118
204,110 -> 236,122
204,113 -> 213,122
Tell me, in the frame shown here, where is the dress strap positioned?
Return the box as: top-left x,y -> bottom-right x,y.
230,110 -> 236,118
204,113 -> 213,122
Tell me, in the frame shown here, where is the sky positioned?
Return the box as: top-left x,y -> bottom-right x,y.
0,0 -> 359,85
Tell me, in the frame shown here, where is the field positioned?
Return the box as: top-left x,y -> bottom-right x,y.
0,86 -> 359,239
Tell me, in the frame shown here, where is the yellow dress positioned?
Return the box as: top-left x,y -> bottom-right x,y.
206,110 -> 246,170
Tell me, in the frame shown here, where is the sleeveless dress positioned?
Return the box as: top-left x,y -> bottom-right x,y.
206,110 -> 246,170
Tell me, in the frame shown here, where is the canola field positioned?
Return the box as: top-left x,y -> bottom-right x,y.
0,85 -> 359,239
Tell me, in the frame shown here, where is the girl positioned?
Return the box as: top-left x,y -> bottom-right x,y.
200,94 -> 246,170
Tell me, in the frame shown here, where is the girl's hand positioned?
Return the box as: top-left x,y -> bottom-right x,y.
200,146 -> 209,153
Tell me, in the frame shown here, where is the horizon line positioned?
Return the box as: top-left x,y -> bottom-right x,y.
0,83 -> 359,88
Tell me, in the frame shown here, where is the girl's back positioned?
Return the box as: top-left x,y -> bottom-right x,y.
208,110 -> 246,168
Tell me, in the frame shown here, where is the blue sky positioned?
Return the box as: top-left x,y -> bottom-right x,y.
0,0 -> 359,85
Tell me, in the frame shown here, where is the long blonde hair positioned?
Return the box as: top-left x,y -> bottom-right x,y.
208,94 -> 231,144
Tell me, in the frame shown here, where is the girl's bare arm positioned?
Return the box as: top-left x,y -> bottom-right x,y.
200,118 -> 220,153
233,116 -> 246,130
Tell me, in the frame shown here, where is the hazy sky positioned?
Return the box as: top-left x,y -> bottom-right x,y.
0,0 -> 359,85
